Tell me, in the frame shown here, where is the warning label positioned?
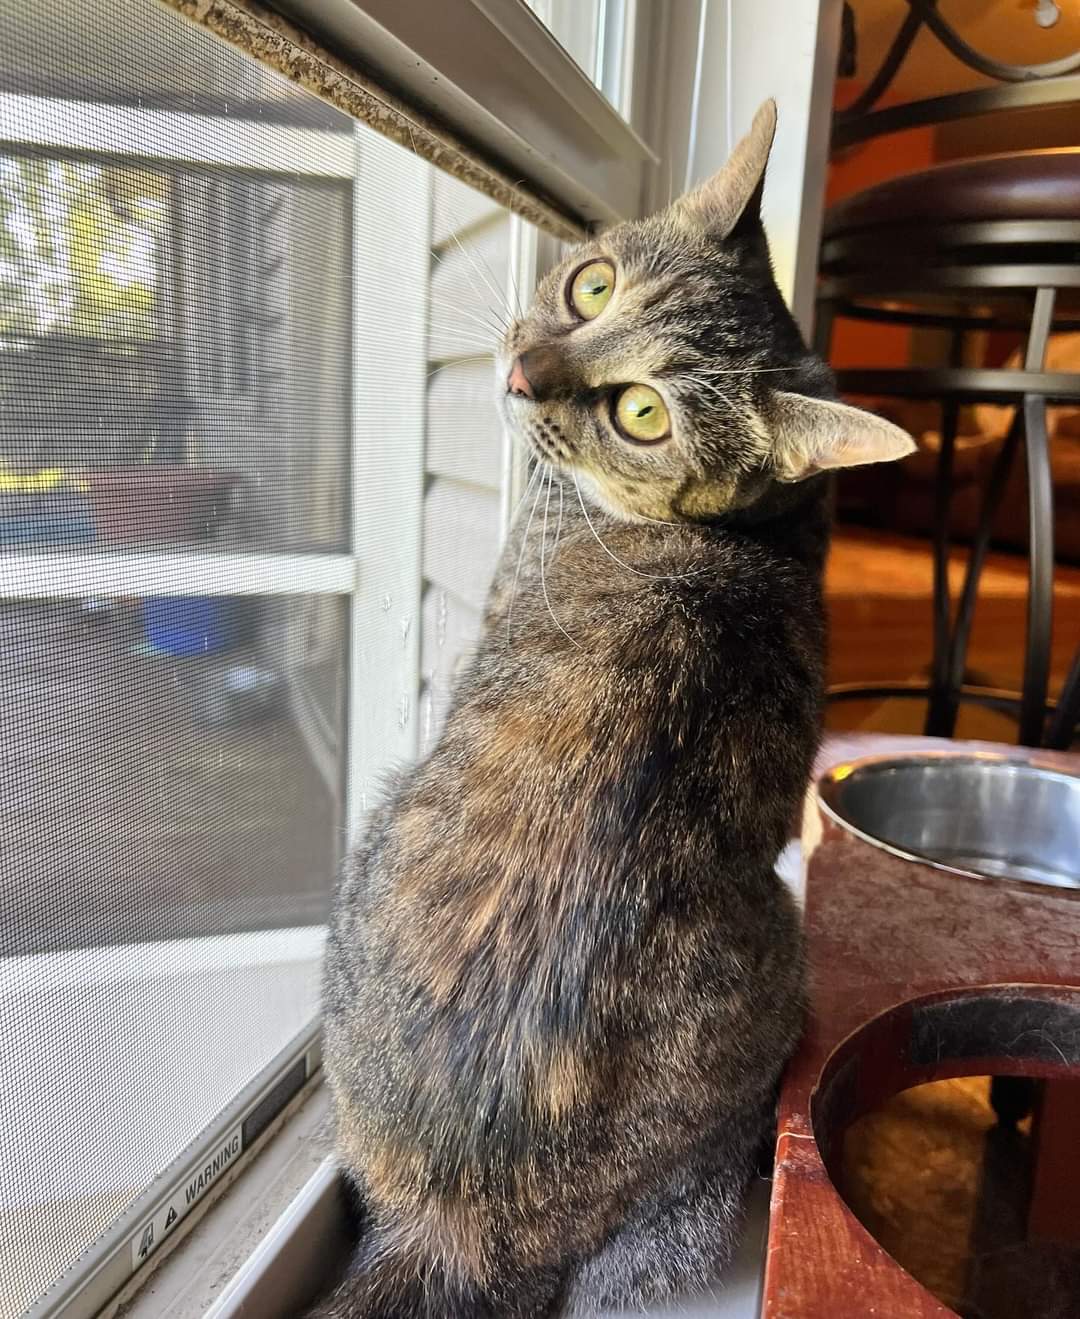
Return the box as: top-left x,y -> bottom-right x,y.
130,1124 -> 242,1271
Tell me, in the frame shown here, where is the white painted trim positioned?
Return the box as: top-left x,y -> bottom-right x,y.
344,127 -> 430,843
636,0 -> 840,337
16,1028 -> 323,1319
683,0 -> 710,195
600,0 -> 640,120
707,0 -> 842,336
0,93 -> 354,177
0,552 -> 357,599
198,1155 -> 771,1319
115,1088 -> 333,1319
201,1157 -> 341,1319
633,0 -> 709,216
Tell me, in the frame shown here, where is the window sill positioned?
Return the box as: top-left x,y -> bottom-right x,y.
111,1082 -> 333,1319
196,1128 -> 769,1319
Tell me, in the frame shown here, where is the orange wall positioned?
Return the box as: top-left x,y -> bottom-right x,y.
826,84 -> 938,370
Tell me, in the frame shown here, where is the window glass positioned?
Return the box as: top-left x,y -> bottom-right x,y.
526,0 -> 631,110
0,0 -> 527,1312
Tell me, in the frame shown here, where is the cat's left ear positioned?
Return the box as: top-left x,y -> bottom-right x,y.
769,391 -> 917,482
674,98 -> 777,238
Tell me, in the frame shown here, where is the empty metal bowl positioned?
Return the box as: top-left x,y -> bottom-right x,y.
818,755 -> 1080,890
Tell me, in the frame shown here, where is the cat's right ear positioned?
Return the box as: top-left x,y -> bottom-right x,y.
769,391 -> 917,482
673,99 -> 777,239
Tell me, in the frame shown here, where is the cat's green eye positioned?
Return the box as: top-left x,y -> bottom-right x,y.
613,384 -> 670,444
568,260 -> 615,320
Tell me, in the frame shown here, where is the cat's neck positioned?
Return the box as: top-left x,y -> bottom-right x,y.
713,475 -> 831,574
545,471 -> 831,578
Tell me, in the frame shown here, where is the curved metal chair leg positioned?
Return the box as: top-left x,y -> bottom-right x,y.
991,1074 -> 1038,1128
925,403 -> 958,736
1019,289 -> 1057,747
1046,644 -> 1080,750
1019,397 -> 1054,747
925,325 -> 970,737
813,299 -> 836,358
939,411 -> 1023,737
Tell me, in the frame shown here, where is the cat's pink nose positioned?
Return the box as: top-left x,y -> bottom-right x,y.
506,356 -> 534,399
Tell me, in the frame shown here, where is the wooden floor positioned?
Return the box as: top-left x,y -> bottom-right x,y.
842,1076 -> 1080,1319
825,527 -> 1080,741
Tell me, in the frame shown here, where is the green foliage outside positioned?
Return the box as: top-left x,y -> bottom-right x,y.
0,157 -> 169,341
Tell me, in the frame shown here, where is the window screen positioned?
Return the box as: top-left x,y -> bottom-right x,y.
0,1 -> 530,1314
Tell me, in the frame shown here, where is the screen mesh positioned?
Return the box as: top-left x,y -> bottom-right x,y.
0,0 -> 530,1312
0,2 -> 353,1313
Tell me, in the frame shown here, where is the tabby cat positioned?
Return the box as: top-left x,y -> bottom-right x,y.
318,100 -> 914,1318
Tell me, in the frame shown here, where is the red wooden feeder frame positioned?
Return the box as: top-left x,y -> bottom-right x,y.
763,735 -> 1080,1318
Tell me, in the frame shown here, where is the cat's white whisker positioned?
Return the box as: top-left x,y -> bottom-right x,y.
506,459 -> 542,527
428,304 -> 505,342
427,190 -> 520,320
428,305 -> 501,333
572,471 -> 708,582
426,336 -> 498,357
505,464 -> 546,649
446,229 -> 514,331
426,357 -> 491,380
426,355 -> 495,379
540,472 -> 582,651
629,509 -> 689,529
682,374 -> 736,410
691,364 -> 801,377
430,284 -> 507,343
553,472 -> 565,551
401,117 -> 513,333
470,231 -> 523,321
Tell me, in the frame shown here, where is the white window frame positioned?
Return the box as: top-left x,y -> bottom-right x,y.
634,0 -> 843,335
0,92 -> 358,607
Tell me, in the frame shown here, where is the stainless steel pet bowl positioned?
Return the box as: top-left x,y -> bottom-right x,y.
818,754 -> 1080,890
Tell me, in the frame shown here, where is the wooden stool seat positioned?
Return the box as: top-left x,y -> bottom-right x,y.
825,149 -> 1080,237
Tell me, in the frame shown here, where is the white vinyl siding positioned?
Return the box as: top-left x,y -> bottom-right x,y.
420,173 -> 514,748
426,358 -> 505,487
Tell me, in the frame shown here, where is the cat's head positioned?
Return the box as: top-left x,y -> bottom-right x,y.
499,100 -> 914,523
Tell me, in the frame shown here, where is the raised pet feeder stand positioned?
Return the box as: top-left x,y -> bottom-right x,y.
763,736 -> 1080,1318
